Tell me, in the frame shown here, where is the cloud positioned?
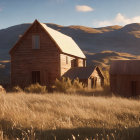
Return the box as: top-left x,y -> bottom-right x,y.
76,5 -> 94,12
93,13 -> 140,27
0,8 -> 2,12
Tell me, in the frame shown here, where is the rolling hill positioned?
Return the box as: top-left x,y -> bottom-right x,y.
1,22 -> 140,82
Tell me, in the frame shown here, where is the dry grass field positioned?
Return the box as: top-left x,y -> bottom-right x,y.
0,93 -> 139,140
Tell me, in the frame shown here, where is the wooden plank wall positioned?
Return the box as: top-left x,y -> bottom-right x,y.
90,69 -> 102,88
60,54 -> 85,76
60,54 -> 75,76
11,22 -> 60,87
110,74 -> 140,97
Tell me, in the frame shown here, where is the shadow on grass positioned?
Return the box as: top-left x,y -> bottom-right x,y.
35,127 -> 140,140
0,120 -> 140,140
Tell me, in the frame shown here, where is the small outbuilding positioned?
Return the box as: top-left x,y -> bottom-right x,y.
63,66 -> 104,88
110,60 -> 140,97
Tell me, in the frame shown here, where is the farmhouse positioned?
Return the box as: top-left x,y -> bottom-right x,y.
9,20 -> 103,88
110,60 -> 140,97
63,66 -> 104,88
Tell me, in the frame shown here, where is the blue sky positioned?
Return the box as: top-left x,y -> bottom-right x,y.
0,0 -> 140,29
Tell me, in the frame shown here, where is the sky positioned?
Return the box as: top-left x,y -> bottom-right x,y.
1,0 -> 140,29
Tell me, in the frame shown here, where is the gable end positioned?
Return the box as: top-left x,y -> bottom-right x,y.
9,20 -> 62,55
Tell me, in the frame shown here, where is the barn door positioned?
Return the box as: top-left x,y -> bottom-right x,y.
131,81 -> 137,96
94,77 -> 97,88
32,71 -> 40,84
91,78 -> 94,88
91,77 -> 97,88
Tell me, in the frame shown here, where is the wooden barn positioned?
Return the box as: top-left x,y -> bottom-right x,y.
9,20 -> 86,87
63,66 -> 104,88
110,60 -> 140,97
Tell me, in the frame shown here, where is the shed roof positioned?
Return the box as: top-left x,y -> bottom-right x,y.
10,20 -> 86,59
63,66 -> 103,79
110,60 -> 140,75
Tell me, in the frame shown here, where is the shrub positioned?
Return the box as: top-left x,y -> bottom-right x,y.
103,70 -> 110,86
54,77 -> 72,93
12,86 -> 23,93
0,85 -> 6,94
24,83 -> 47,93
54,77 -> 84,93
73,78 -> 84,89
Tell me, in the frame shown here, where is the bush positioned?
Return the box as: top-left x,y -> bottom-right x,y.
54,77 -> 84,93
12,86 -> 23,93
73,78 -> 84,89
54,77 -> 72,93
103,70 -> 110,86
0,85 -> 6,94
24,83 -> 47,93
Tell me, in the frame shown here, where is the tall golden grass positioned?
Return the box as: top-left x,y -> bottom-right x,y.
54,77 -> 84,93
0,93 -> 139,139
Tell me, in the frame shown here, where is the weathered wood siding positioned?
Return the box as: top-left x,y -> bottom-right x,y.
110,74 -> 140,97
11,21 -> 87,87
88,69 -> 104,88
92,70 -> 102,87
11,22 -> 60,87
60,54 -> 75,76
60,54 -> 85,76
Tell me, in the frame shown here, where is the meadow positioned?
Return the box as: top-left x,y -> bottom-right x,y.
0,92 -> 139,140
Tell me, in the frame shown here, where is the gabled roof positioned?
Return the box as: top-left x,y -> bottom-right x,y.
10,20 -> 86,59
63,66 -> 104,79
40,23 -> 86,59
110,60 -> 140,75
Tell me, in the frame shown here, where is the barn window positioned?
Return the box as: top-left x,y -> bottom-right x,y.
32,71 -> 40,84
74,59 -> 78,67
83,60 -> 86,67
66,56 -> 68,64
32,35 -> 40,49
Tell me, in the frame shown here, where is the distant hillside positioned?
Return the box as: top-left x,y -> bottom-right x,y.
1,22 -> 140,82
1,22 -> 140,61
86,51 -> 140,70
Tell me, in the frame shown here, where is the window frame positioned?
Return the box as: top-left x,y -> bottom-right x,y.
32,35 -> 40,49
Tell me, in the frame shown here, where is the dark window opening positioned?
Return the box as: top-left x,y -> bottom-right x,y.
32,71 -> 40,84
83,60 -> 86,67
74,59 -> 78,67
75,59 -> 78,67
71,59 -> 79,67
32,35 -> 40,49
91,77 -> 97,88
91,78 -> 94,88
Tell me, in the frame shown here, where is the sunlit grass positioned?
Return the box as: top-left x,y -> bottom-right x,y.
0,93 -> 139,139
